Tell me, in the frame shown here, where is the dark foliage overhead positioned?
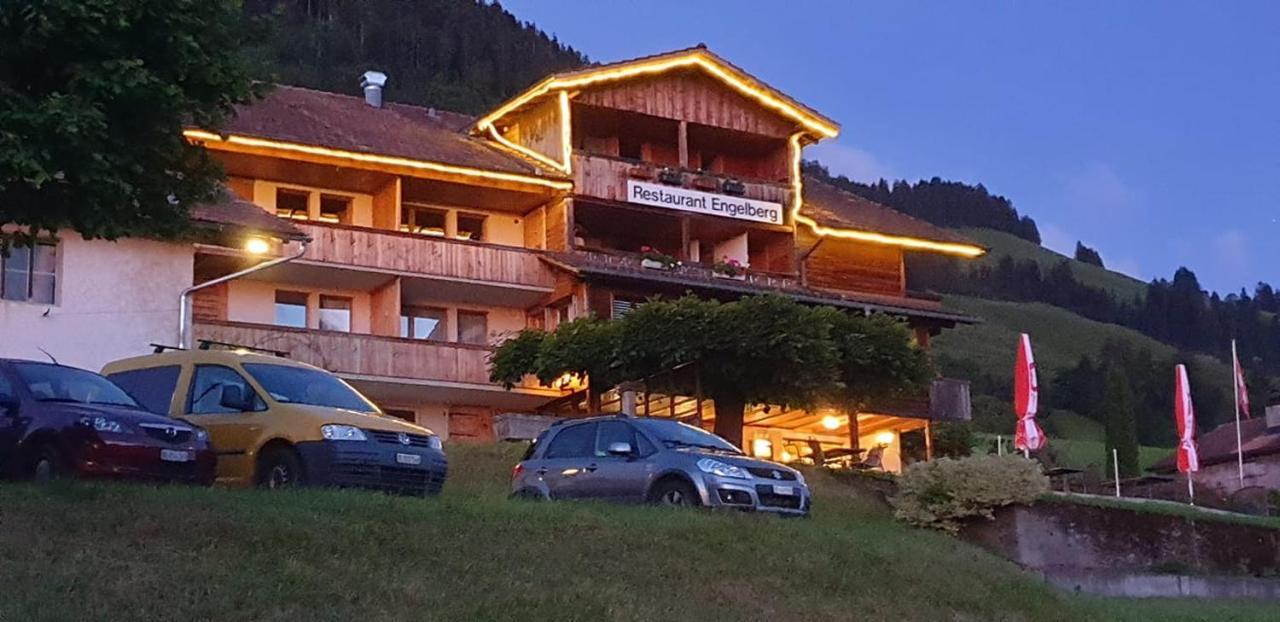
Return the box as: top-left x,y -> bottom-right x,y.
240,0 -> 588,114
802,162 -> 1041,244
1074,241 -> 1104,268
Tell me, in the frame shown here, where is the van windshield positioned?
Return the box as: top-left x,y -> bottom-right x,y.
242,364 -> 377,413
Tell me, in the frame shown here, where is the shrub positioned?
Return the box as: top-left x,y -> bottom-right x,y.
931,422 -> 974,458
891,454 -> 1048,533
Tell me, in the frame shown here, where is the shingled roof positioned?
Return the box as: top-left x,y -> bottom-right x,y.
800,177 -> 982,249
190,189 -> 307,241
1150,417 -> 1280,473
220,85 -> 564,178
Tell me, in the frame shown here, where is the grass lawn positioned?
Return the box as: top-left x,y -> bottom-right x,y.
0,443 -> 1275,621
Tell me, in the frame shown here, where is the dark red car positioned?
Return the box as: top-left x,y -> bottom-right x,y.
0,359 -> 215,485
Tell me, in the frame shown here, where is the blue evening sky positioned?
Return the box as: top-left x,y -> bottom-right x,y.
503,0 -> 1279,294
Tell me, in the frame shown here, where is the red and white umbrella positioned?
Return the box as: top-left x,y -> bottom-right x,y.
1175,364 -> 1199,502
1013,333 -> 1046,454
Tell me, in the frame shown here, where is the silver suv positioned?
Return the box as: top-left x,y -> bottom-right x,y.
511,415 -> 810,516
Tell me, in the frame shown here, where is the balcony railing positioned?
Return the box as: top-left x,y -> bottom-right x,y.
294,222 -> 557,290
570,248 -> 805,292
193,320 -> 548,391
572,153 -> 790,207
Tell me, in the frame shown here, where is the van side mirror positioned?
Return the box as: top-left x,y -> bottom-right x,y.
218,385 -> 250,411
606,441 -> 633,457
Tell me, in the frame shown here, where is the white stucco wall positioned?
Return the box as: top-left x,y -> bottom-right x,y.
0,232 -> 192,371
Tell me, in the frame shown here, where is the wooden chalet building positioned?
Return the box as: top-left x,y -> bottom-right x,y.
185,47 -> 986,471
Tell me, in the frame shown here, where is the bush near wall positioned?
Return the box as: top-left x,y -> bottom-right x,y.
892,454 -> 1049,533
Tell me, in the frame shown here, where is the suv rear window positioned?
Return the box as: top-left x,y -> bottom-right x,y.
543,422 -> 597,459
107,366 -> 181,414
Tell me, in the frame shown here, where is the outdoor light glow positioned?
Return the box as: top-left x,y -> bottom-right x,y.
875,431 -> 896,446
752,438 -> 773,459
243,237 -> 271,255
183,130 -> 573,191
821,415 -> 842,430
558,90 -> 573,173
484,124 -> 570,173
787,134 -> 987,258
780,450 -> 794,463
473,50 -> 840,140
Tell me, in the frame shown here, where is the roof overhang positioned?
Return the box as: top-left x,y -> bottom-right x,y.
472,48 -> 841,141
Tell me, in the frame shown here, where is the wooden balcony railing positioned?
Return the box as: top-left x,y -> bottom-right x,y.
570,248 -> 805,292
193,320 -> 548,391
572,153 -> 790,207
294,222 -> 557,290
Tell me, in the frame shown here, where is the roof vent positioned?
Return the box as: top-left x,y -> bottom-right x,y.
360,70 -> 387,108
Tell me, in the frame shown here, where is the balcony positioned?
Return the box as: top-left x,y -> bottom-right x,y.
572,153 -> 790,208
192,320 -> 562,407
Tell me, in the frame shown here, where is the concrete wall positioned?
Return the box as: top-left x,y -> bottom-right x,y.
960,500 -> 1280,577
0,233 -> 192,371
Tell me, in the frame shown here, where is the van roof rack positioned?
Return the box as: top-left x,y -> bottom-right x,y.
196,339 -> 289,358
150,343 -> 186,353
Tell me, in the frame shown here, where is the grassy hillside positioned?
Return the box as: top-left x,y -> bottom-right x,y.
0,444 -> 1273,621
959,227 -> 1148,301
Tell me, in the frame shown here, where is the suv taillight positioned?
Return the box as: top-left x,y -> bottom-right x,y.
511,463 -> 525,481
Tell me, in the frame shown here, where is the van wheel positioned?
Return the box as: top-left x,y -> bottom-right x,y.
649,478 -> 700,508
31,445 -> 67,484
257,447 -> 304,490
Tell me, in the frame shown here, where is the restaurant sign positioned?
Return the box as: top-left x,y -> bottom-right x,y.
626,180 -> 784,225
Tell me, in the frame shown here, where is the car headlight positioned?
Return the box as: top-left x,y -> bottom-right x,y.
321,424 -> 367,441
427,435 -> 443,450
696,458 -> 749,479
79,416 -> 124,433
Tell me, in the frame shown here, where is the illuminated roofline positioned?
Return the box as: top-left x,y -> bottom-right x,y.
474,51 -> 840,139
183,129 -> 573,191
787,134 -> 987,258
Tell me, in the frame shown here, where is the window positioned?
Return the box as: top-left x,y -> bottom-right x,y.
187,365 -> 264,414
457,311 -> 488,345
242,363 -> 375,412
276,189 -> 310,220
13,362 -> 137,407
611,297 -> 642,320
1,242 -> 56,304
318,195 -> 351,224
274,291 -> 308,328
384,409 -> 416,423
107,366 -> 181,414
400,205 -> 447,236
595,421 -> 637,457
455,213 -> 486,241
543,422 -> 597,459
548,300 -> 571,330
318,296 -> 352,332
401,306 -> 447,341
0,372 -> 15,401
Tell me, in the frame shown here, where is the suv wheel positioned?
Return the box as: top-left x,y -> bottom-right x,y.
649,478 -> 700,508
257,447 -> 304,490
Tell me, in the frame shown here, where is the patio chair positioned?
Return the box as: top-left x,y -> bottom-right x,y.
851,445 -> 885,471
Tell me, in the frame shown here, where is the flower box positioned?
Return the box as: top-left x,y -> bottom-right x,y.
641,258 -> 672,270
712,272 -> 746,280
657,168 -> 684,186
722,179 -> 747,196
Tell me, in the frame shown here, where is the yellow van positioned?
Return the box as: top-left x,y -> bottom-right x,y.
102,349 -> 446,496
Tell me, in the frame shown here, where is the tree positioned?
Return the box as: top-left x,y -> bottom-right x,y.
1102,368 -> 1141,478
1074,241 -> 1104,268
489,295 -> 931,448
1,0 -> 260,248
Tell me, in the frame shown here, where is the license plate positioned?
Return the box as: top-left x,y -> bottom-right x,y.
160,449 -> 192,463
772,485 -> 795,496
395,453 -> 422,466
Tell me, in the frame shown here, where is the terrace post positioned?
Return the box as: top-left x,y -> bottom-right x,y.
847,411 -> 861,451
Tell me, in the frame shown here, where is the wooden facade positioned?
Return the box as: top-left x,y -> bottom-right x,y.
797,229 -> 906,297
193,320 -> 546,391
575,71 -> 797,139
571,153 -> 790,207
295,222 -> 557,291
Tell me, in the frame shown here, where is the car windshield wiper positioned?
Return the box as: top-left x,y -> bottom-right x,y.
666,440 -> 738,454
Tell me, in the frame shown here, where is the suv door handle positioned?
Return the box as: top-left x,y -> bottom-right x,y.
584,463 -> 598,473
535,467 -> 548,476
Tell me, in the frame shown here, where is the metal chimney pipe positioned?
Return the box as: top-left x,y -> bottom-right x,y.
361,71 -> 387,108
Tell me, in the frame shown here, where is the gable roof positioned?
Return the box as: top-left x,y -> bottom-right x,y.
198,85 -> 569,182
473,46 -> 840,140
799,177 -> 987,257
1151,418 -> 1280,473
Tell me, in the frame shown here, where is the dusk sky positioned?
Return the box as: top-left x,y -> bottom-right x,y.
504,0 -> 1279,295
